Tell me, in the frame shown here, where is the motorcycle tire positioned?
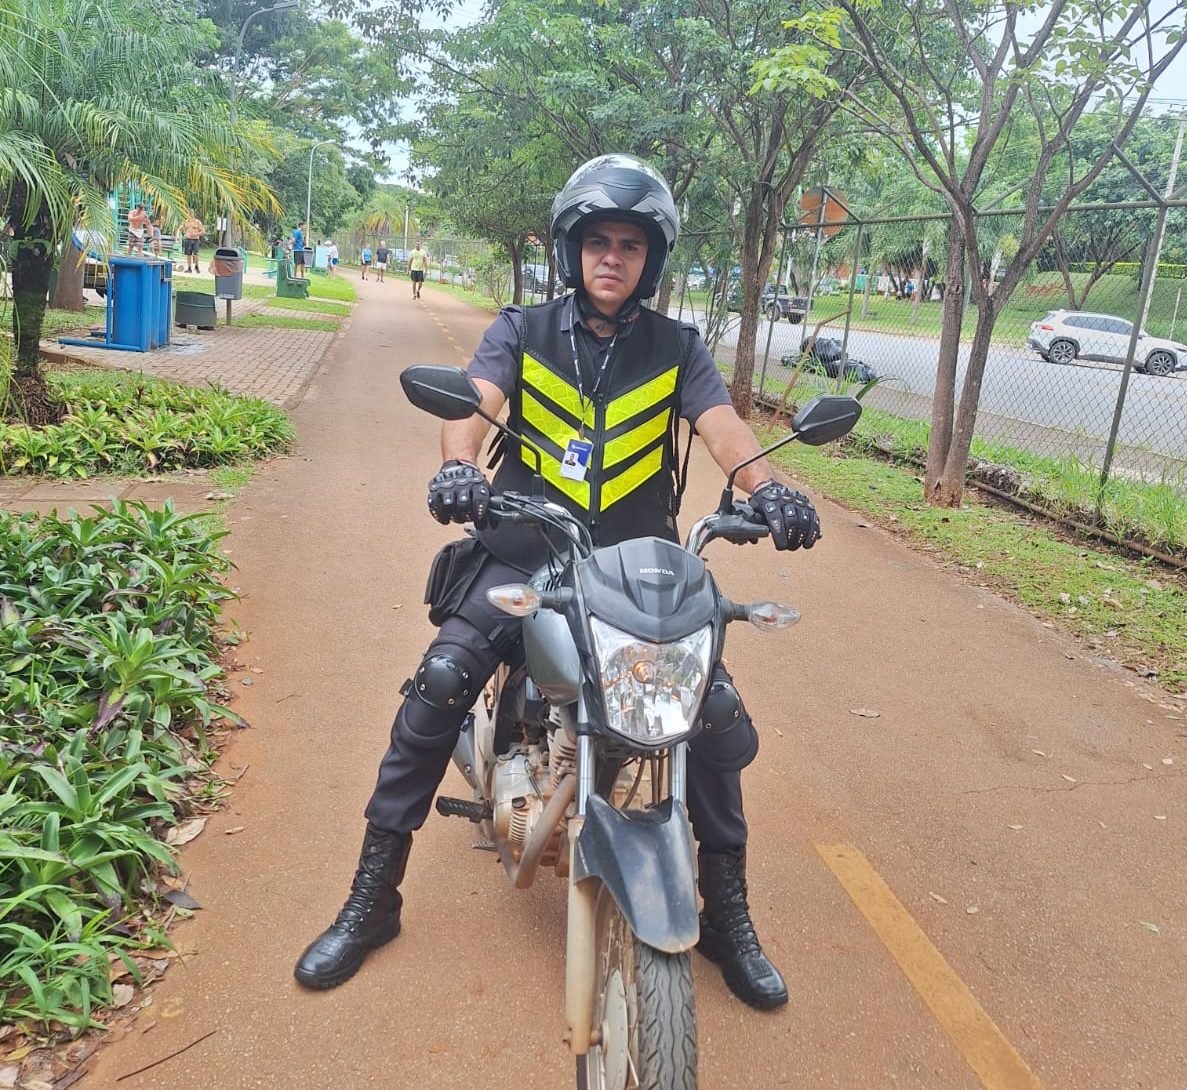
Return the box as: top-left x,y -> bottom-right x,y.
576,884 -> 697,1090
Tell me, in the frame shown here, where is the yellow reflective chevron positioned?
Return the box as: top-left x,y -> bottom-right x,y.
605,366 -> 678,428
601,446 -> 664,509
523,354 -> 594,429
519,444 -> 590,506
603,409 -> 670,469
522,390 -> 579,451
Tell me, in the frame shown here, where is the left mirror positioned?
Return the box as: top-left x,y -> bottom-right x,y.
400,365 -> 481,421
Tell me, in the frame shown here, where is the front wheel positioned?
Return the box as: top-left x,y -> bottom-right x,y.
576,886 -> 697,1090
765,303 -> 780,322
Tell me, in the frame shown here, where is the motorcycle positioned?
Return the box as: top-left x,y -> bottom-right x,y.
400,365 -> 861,1090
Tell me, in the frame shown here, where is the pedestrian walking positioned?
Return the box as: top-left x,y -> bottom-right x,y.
375,241 -> 390,283
361,244 -> 373,280
327,240 -> 339,278
408,239 -> 428,299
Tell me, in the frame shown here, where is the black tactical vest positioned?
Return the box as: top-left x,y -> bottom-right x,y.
479,297 -> 689,573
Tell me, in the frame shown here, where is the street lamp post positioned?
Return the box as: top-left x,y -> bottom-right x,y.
226,1 -> 300,246
306,138 -> 336,245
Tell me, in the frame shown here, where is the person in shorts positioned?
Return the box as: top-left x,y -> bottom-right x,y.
180,212 -> 204,273
375,241 -> 390,283
292,222 -> 307,278
327,240 -> 339,278
361,244 -> 373,280
408,239 -> 428,299
127,204 -> 149,255
149,217 -> 163,257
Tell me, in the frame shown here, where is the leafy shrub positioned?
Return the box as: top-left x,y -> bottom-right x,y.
0,501 -> 235,1028
0,370 -> 293,478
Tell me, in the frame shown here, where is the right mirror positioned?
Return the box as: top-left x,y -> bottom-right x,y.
791,394 -> 863,446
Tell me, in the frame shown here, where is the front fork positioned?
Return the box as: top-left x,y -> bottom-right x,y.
564,735 -> 694,1055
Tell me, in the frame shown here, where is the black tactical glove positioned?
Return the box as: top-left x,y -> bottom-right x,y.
749,479 -> 821,551
428,460 -> 491,527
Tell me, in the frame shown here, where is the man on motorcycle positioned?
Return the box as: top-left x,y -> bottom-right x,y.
295,154 -> 821,1012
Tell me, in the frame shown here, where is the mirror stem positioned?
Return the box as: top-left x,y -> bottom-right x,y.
475,406 -> 544,478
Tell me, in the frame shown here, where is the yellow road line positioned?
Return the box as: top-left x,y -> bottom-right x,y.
816,843 -> 1046,1090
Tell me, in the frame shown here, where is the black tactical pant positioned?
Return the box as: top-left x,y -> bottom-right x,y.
365,553 -> 759,850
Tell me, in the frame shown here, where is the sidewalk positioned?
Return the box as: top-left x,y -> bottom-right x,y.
4,276 -> 345,518
40,272 -> 343,410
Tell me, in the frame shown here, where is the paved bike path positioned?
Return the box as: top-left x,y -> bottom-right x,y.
81,281 -> 1186,1090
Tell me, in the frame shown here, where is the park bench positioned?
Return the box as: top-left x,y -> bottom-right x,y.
276,255 -> 310,300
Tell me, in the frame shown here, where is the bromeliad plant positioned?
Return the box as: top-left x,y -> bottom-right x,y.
0,369 -> 293,478
0,501 -> 236,1028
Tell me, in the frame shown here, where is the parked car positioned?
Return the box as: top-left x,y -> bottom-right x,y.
725,284 -> 809,322
1027,310 -> 1186,376
522,263 -> 565,294
780,336 -> 878,383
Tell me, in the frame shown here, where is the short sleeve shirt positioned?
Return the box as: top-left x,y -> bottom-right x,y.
468,302 -> 731,427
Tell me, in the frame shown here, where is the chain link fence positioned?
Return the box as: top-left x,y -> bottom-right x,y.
687,202 -> 1187,498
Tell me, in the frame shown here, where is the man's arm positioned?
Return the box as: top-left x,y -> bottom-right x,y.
440,377 -> 506,464
692,404 -> 775,494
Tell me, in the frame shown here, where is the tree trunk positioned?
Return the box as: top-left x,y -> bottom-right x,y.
924,225 -> 966,499
932,299 -> 997,506
1052,231 -> 1080,309
50,238 -> 86,311
9,195 -> 54,381
508,237 -> 525,305
729,187 -> 779,419
653,277 -> 674,319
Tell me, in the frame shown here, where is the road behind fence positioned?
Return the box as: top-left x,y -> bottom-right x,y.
682,201 -> 1187,491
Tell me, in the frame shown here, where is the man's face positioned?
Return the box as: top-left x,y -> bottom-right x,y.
581,220 -> 648,316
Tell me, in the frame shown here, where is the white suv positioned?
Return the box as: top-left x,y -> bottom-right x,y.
1028,311 -> 1186,376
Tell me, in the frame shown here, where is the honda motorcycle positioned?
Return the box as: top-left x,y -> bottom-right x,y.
400,365 -> 860,1090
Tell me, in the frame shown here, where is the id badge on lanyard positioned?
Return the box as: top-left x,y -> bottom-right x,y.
559,437 -> 594,481
567,298 -> 618,481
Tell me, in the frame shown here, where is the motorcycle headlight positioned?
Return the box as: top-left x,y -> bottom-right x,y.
589,617 -> 713,745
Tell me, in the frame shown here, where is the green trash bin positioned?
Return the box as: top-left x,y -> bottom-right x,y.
175,290 -> 217,330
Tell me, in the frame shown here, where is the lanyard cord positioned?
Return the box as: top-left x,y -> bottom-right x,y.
567,296 -> 619,435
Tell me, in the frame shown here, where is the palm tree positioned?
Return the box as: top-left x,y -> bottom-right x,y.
0,0 -> 278,422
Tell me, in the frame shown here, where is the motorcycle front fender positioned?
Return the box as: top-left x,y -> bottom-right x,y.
573,793 -> 699,954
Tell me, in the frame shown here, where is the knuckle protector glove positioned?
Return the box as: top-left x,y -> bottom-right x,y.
750,480 -> 821,551
428,460 -> 491,527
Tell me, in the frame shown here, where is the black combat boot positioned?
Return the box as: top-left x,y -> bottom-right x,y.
294,825 -> 412,989
696,847 -> 789,1010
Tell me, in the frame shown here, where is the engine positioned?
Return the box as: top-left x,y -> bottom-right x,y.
491,719 -> 577,867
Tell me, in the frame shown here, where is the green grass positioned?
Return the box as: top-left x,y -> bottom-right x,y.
233,314 -> 338,332
209,463 -> 254,491
758,424 -> 1187,691
265,296 -> 351,316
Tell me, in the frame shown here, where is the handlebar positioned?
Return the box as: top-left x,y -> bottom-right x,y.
485,493 -> 768,557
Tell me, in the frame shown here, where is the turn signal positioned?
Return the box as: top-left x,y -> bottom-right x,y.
487,584 -> 542,617
748,601 -> 801,631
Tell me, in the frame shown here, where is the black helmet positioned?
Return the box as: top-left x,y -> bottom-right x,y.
551,154 -> 679,301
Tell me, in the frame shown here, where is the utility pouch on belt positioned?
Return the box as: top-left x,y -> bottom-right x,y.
424,535 -> 485,627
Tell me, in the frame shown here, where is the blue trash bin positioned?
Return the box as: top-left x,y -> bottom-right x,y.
107,256 -> 171,352
154,260 -> 173,348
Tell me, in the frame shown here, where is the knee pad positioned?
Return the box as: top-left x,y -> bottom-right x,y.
692,668 -> 758,772
409,642 -> 485,711
701,674 -> 743,732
